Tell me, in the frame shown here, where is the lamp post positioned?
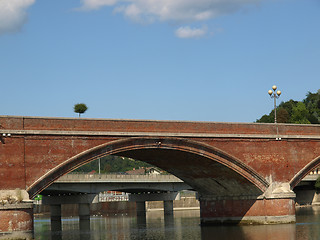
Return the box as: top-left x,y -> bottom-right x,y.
268,85 -> 281,123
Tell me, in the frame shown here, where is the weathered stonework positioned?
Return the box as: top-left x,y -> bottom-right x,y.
0,203 -> 33,233
200,194 -> 296,225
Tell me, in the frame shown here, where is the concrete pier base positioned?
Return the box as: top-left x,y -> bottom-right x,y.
79,203 -> 91,232
50,204 -> 62,231
163,200 -> 174,215
200,197 -> 296,225
0,203 -> 34,237
136,201 -> 146,217
43,194 -> 98,231
79,203 -> 90,221
130,192 -> 178,217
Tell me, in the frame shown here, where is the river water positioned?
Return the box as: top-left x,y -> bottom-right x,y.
34,206 -> 320,240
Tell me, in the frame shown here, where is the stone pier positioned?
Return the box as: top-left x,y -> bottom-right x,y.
0,189 -> 34,238
0,203 -> 34,235
50,204 -> 62,231
129,192 -> 179,217
200,183 -> 296,225
163,200 -> 174,215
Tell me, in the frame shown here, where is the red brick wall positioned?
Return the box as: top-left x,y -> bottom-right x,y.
0,205 -> 33,232
0,116 -> 320,198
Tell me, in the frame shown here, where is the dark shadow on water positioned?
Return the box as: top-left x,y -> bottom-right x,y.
137,214 -> 147,228
164,214 -> 175,239
79,219 -> 91,240
51,220 -> 62,240
136,214 -> 147,239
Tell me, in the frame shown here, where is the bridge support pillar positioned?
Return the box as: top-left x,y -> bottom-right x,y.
163,200 -> 174,215
79,203 -> 90,221
43,194 -> 98,231
200,197 -> 295,225
130,192 -> 179,217
79,203 -> 91,232
136,201 -> 146,216
50,204 -> 62,231
200,184 -> 296,225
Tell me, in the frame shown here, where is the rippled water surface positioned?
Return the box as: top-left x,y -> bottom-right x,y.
34,206 -> 320,240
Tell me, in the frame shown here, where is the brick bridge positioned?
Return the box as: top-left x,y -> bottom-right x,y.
1,116 -> 320,233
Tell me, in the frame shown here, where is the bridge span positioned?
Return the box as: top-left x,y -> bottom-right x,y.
44,173 -> 192,194
38,173 -> 192,230
45,171 -> 320,195
1,116 -> 320,234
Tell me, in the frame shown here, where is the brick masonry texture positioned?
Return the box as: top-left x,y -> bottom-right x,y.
0,116 -> 319,227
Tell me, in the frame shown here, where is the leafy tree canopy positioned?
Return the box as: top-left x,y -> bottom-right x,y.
256,90 -> 320,124
74,103 -> 88,117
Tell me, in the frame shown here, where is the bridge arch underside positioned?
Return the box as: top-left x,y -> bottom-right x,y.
28,137 -> 297,224
119,149 -> 266,199
28,137 -> 268,200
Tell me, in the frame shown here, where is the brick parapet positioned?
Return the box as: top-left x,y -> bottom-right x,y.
1,115 -> 320,136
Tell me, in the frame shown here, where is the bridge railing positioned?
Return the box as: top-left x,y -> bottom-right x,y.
57,169 -> 320,183
56,169 -> 320,184
56,173 -> 184,183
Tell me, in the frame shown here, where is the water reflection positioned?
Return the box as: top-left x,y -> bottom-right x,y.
50,219 -> 62,240
296,206 -> 320,240
201,224 -> 296,240
34,207 -> 320,240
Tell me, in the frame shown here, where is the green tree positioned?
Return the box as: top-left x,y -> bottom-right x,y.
74,103 -> 88,117
278,99 -> 298,117
290,102 -> 310,124
303,91 -> 320,124
277,108 -> 290,123
256,114 -> 274,123
257,90 -> 320,124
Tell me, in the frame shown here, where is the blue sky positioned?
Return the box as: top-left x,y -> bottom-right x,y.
0,0 -> 319,122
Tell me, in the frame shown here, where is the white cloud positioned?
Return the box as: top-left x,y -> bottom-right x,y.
79,0 -> 260,23
175,26 -> 208,39
0,0 -> 35,35
78,0 -> 118,11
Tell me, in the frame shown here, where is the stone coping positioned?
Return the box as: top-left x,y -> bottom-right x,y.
0,203 -> 33,210
2,115 -> 320,128
1,129 -> 320,140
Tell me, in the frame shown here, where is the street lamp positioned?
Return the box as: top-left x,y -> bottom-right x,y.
268,85 -> 281,123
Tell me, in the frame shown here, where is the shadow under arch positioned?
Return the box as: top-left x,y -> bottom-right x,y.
290,155 -> 320,188
27,137 -> 269,199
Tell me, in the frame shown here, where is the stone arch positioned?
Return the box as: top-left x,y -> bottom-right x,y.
290,155 -> 320,188
27,137 -> 269,199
